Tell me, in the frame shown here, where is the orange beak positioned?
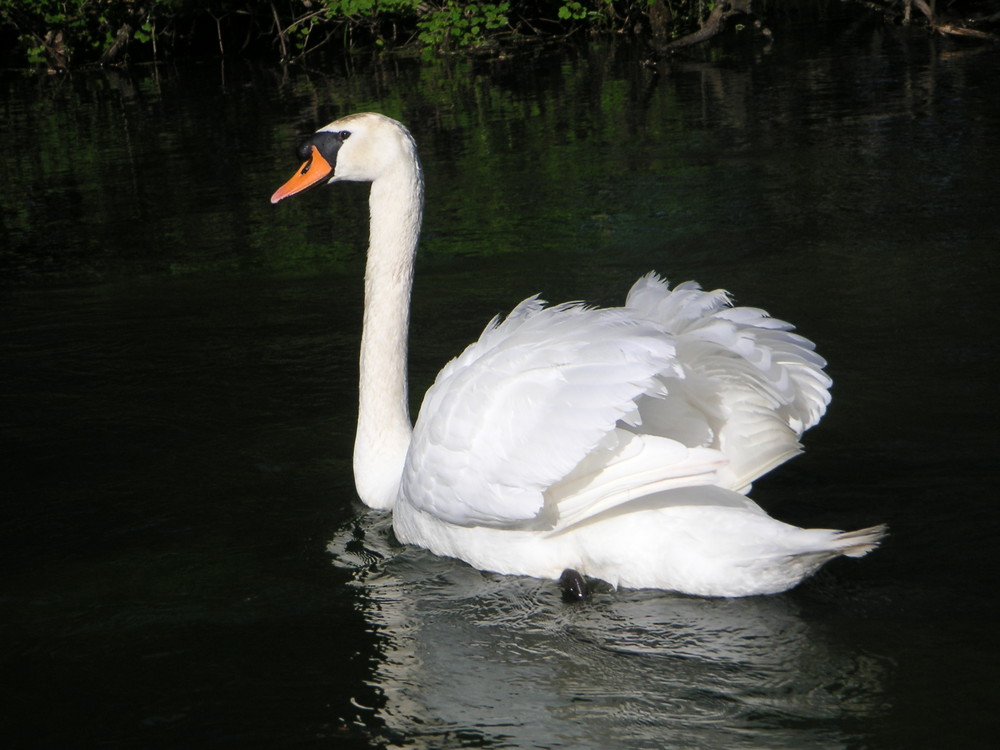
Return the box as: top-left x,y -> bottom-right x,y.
270,145 -> 334,204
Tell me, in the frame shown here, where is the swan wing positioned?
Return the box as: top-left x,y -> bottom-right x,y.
401,297 -> 695,528
626,273 -> 832,491
400,274 -> 832,530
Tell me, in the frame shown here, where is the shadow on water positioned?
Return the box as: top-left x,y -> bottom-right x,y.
2,8 -> 1000,749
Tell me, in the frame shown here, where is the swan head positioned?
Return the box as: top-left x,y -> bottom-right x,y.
271,112 -> 418,204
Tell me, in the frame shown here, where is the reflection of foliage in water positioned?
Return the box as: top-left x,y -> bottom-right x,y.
5,25 -> 997,290
0,46 -> 671,285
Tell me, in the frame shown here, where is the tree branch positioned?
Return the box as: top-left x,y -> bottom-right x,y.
651,0 -> 755,55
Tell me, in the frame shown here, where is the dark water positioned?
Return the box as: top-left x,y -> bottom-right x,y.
3,14 -> 1000,750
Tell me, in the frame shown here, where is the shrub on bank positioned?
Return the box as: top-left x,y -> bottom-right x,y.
1,1 -> 997,71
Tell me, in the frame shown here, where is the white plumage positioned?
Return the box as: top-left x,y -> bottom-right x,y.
272,112 -> 886,597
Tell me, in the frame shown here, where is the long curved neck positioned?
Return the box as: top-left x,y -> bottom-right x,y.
353,156 -> 424,509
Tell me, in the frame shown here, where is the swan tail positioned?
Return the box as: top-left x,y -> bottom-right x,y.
832,523 -> 889,558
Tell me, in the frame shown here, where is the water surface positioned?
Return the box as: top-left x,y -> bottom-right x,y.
3,14 -> 999,749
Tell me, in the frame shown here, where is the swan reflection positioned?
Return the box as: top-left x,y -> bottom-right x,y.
329,513 -> 888,749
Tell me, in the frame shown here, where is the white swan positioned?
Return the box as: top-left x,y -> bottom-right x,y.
272,112 -> 886,597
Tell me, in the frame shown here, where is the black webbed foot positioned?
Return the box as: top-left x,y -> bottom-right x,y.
559,568 -> 589,602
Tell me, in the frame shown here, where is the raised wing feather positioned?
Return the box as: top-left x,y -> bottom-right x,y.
626,273 -> 832,491
400,297 -> 682,527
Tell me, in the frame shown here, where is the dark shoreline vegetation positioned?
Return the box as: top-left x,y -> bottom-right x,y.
2,0 -> 998,71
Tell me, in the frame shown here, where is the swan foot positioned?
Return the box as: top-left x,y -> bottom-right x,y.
559,569 -> 589,602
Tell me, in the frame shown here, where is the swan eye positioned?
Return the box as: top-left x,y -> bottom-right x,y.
337,131 -> 351,141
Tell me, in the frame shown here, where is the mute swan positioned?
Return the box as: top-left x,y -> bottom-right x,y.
271,112 -> 886,597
